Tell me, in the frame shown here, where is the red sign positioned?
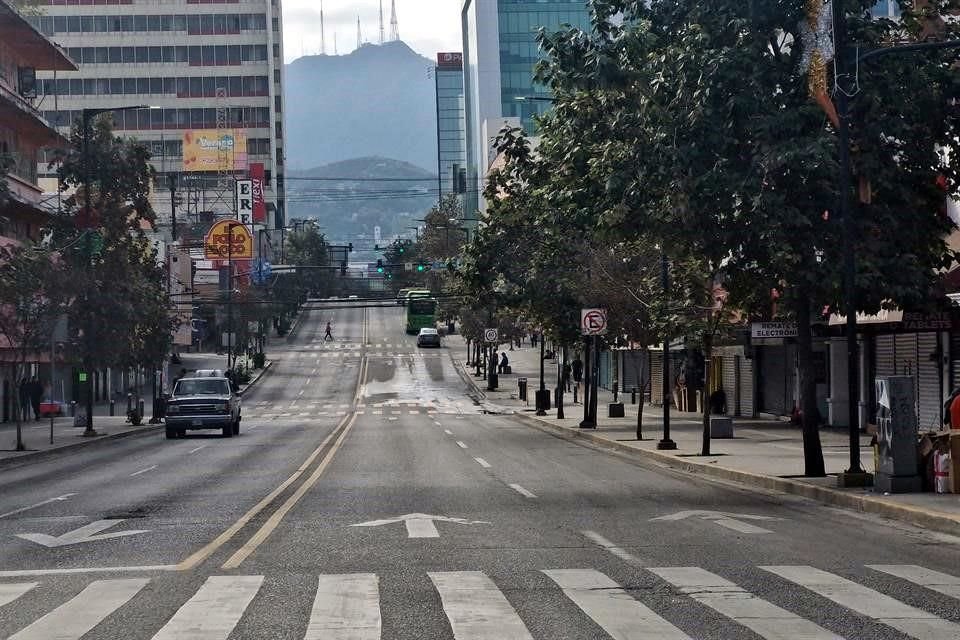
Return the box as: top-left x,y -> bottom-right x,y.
250,162 -> 266,223
437,52 -> 463,68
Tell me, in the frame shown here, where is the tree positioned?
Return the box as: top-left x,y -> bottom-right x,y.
0,246 -> 66,450
286,224 -> 333,299
52,114 -> 163,434
528,0 -> 960,475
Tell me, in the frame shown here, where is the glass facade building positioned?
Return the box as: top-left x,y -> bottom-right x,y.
497,1 -> 590,133
435,53 -> 467,204
461,0 -> 589,216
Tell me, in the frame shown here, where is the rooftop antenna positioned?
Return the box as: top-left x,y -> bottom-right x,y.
357,15 -> 362,50
320,0 -> 326,54
390,0 -> 399,41
334,31 -> 338,55
379,0 -> 385,44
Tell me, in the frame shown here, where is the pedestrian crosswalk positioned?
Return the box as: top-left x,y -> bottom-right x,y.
1,563 -> 957,639
244,400 -> 478,419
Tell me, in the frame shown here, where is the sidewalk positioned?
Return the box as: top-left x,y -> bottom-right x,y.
453,338 -> 960,536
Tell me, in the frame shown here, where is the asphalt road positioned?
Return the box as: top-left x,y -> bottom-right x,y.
0,303 -> 958,639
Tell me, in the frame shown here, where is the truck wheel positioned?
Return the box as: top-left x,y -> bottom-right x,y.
165,428 -> 177,440
222,424 -> 233,438
232,419 -> 240,435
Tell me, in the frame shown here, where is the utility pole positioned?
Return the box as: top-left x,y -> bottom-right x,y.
657,250 -> 677,449
168,172 -> 178,242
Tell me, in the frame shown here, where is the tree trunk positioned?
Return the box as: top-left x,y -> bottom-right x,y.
636,349 -> 647,440
13,362 -> 24,451
701,333 -> 713,456
795,293 -> 826,477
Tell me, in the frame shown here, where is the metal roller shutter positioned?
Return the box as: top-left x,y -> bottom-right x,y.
738,356 -> 754,417
621,351 -> 647,396
917,333 -> 941,431
874,335 -> 896,379
650,353 -> 663,405
758,345 -> 788,415
951,333 -> 960,389
722,354 -> 737,414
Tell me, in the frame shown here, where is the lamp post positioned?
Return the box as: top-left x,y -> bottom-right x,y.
657,250 -> 677,450
78,105 -> 151,437
830,7 -> 960,486
226,221 -> 238,373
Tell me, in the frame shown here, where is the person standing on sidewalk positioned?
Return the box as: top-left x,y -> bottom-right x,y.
571,356 -> 583,402
562,360 -> 572,392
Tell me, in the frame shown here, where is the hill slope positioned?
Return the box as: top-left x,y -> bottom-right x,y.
284,41 -> 438,173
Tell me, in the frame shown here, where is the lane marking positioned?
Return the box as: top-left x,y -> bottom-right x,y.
0,566 -> 177,577
305,574 -> 381,640
543,569 -> 690,639
0,582 -> 37,608
456,441 -> 468,449
0,493 -> 76,520
444,429 -> 453,435
188,445 -> 207,454
129,465 -> 157,477
151,575 -> 263,640
582,530 -> 643,566
474,457 -> 491,468
509,483 -> 537,499
867,565 -> 960,601
649,566 -> 840,639
429,571 -> 534,640
305,378 -> 312,385
9,578 -> 148,640
761,565 -> 960,639
221,359 -> 367,569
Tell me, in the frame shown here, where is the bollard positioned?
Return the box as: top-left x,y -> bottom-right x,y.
126,393 -> 133,413
70,401 -> 77,417
138,398 -> 145,416
109,400 -> 115,416
573,384 -> 579,404
631,387 -> 637,404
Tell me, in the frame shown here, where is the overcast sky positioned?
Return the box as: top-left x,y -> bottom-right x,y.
283,0 -> 463,62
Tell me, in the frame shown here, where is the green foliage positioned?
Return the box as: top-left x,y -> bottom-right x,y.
252,351 -> 266,369
286,224 -> 333,297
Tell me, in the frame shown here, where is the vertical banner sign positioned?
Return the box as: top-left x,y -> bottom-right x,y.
250,162 -> 266,223
235,179 -> 253,224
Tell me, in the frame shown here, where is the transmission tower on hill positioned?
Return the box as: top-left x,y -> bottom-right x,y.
390,0 -> 399,41
320,0 -> 326,54
379,0 -> 385,44
357,16 -> 363,50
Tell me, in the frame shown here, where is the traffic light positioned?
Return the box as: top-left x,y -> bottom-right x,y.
416,263 -> 425,272
376,259 -> 384,273
340,261 -> 347,275
398,245 -> 405,255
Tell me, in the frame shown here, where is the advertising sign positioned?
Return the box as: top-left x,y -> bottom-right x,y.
750,322 -> 798,339
250,162 -> 266,223
437,52 -> 463,68
235,179 -> 253,223
182,129 -> 248,172
204,219 -> 253,260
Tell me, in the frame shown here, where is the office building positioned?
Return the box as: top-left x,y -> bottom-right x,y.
28,0 -> 287,232
461,0 -> 589,216
435,52 -> 466,206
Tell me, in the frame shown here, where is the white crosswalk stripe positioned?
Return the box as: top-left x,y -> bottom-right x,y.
868,564 -> 960,601
429,571 -> 534,639
9,578 -> 148,640
761,565 -> 960,640
304,574 -> 381,640
543,569 -> 689,639
0,582 -> 36,608
150,575 -> 263,640
648,567 -> 840,640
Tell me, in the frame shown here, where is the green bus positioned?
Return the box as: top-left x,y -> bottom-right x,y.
405,291 -> 436,334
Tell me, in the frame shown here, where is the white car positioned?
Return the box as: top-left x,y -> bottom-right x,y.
417,327 -> 441,348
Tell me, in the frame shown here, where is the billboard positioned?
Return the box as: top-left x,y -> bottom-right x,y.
250,162 -> 266,223
182,129 -> 248,172
437,52 -> 463,68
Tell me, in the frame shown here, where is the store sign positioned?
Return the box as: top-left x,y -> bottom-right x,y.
436,52 -> 463,68
235,179 -> 253,224
750,322 -> 798,339
900,312 -> 952,331
250,163 -> 266,223
204,219 -> 253,260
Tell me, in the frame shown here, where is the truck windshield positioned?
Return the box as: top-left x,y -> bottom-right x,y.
174,379 -> 230,396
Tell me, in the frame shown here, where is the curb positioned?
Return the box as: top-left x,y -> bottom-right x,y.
511,413 -> 960,537
238,360 -> 274,397
0,424 -> 164,470
450,356 -> 517,415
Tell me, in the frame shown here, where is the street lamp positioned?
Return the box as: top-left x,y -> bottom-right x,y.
830,8 -> 960,487
78,105 -> 153,437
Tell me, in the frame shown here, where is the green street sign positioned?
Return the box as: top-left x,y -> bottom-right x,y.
78,372 -> 88,382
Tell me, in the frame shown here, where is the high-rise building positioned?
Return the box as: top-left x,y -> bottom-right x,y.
461,0 -> 589,216
435,52 -> 466,206
29,0 -> 286,232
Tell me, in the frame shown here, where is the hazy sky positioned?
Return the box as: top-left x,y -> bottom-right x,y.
283,0 -> 463,62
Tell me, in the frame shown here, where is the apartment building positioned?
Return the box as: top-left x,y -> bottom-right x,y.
28,0 -> 286,232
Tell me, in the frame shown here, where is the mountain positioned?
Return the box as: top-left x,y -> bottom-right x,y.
287,156 -> 437,253
284,41 -> 438,173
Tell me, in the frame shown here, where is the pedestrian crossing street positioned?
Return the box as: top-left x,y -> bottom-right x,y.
294,342 -> 444,359
1,563 -> 958,639
244,400 -> 478,418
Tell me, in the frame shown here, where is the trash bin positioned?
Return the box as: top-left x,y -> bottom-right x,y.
518,378 -> 528,402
